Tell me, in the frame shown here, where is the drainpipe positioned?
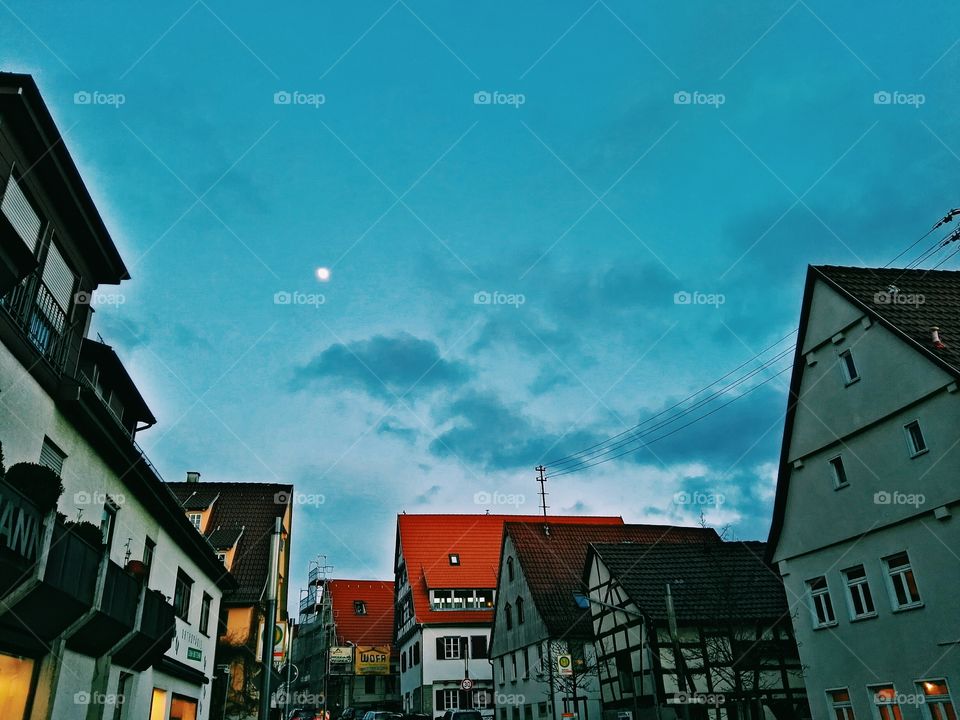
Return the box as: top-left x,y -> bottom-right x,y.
259,517 -> 282,720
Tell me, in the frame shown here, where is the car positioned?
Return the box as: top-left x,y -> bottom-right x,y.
361,712 -> 402,720
288,710 -> 324,720
440,711 -> 483,720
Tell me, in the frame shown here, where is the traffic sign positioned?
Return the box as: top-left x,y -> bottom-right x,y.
460,678 -> 474,691
557,654 -> 573,677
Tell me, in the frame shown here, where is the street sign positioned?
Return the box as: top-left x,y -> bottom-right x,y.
460,678 -> 474,691
355,645 -> 391,675
557,654 -> 573,677
330,646 -> 354,675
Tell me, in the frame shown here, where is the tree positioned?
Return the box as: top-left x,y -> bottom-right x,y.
534,640 -> 601,715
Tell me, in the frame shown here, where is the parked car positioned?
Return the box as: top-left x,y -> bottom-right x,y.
440,712 -> 482,720
288,710 -> 324,720
361,712 -> 402,720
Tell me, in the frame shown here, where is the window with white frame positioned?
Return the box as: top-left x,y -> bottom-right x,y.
828,689 -> 856,720
839,349 -> 860,384
883,552 -> 922,610
441,689 -> 459,711
430,588 -> 494,611
442,636 -> 462,660
843,565 -> 876,619
829,456 -> 849,488
808,576 -> 837,627
918,680 -> 957,720
904,420 -> 928,457
188,513 -> 202,530
870,685 -> 903,720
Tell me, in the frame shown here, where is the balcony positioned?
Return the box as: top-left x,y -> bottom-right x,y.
67,560 -> 140,657
112,588 -> 176,671
0,270 -> 71,375
0,175 -> 41,295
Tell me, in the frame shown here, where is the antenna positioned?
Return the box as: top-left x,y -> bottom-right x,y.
536,465 -> 549,517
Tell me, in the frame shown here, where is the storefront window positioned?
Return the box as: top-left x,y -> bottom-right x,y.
150,689 -> 167,720
169,694 -> 198,720
0,653 -> 34,720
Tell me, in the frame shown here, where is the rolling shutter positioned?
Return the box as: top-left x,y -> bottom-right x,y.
41,241 -> 76,311
1,175 -> 42,251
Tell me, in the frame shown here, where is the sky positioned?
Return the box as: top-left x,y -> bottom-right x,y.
4,1 -> 960,615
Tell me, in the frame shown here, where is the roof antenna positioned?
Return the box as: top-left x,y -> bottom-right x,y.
536,466 -> 550,536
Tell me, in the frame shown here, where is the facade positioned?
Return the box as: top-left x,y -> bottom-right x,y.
768,265 -> 960,720
167,478 -> 294,720
393,514 -> 625,720
489,522 -> 720,720
0,72 -> 235,720
293,577 -> 399,717
584,541 -> 807,720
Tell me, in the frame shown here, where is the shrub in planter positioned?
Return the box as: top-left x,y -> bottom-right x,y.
5,462 -> 64,512
64,520 -> 104,549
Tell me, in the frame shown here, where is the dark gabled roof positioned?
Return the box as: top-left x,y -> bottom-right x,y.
207,525 -> 244,550
767,265 -> 960,558
591,541 -> 787,623
503,523 -> 720,640
168,482 -> 292,603
178,487 -> 221,511
79,339 -> 156,425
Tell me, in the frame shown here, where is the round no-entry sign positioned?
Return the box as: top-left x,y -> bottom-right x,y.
460,678 -> 474,691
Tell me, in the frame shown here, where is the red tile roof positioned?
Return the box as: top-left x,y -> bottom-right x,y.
328,579 -> 395,647
396,513 -> 623,625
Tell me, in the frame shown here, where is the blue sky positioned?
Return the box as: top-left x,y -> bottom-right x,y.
4,1 -> 960,612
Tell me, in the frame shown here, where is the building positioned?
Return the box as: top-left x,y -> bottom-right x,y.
767,265 -> 960,720
489,522 -> 720,720
393,514 -> 625,719
0,71 -> 235,720
293,577 -> 399,717
167,477 -> 293,720
584,541 -> 807,720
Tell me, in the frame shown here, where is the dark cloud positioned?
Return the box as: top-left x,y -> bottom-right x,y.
414,485 -> 441,505
292,332 -> 470,400
377,419 -> 419,444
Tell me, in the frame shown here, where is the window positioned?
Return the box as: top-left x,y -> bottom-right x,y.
474,690 -> 490,709
471,635 -> 488,659
904,420 -> 928,457
828,689 -> 856,720
843,565 -> 876,619
498,657 -> 505,685
507,556 -> 515,581
616,651 -> 632,694
143,537 -> 155,583
449,553 -> 460,565
522,647 -> 530,678
808,576 -> 837,627
511,652 -> 517,682
402,653 -> 407,672
505,602 -> 513,630
365,676 -> 377,694
431,588 -> 495,610
113,672 -> 133,720
884,552 -> 922,609
194,593 -> 211,638
829,456 -> 849,488
440,689 -> 459,711
870,685 -> 903,720
439,636 -> 463,660
173,569 -> 193,621
413,641 -> 420,665
517,596 -> 525,624
38,437 -> 66,474
839,349 -> 859,384
188,513 -> 202,530
100,499 -> 118,550
919,680 -> 957,720
354,600 -> 367,615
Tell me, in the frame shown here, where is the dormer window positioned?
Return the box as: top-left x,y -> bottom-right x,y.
188,513 -> 202,530
448,554 -> 460,566
354,600 -> 367,615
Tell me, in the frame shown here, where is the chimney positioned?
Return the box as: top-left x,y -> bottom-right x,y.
186,471 -> 201,483
931,327 -> 947,350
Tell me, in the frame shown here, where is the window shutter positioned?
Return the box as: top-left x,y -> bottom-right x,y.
460,636 -> 468,658
471,636 -> 487,659
41,241 -> 76,312
435,689 -> 444,710
460,690 -> 472,709
1,175 -> 42,251
436,637 -> 445,659
39,437 -> 66,474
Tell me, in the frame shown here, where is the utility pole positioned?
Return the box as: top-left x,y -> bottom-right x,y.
536,466 -> 549,517
260,517 -> 282,720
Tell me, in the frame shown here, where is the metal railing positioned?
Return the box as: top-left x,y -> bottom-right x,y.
1,272 -> 69,372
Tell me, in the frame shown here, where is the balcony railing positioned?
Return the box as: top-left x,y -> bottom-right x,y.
0,271 -> 70,372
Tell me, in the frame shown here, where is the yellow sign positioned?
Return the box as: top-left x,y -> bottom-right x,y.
354,645 -> 391,675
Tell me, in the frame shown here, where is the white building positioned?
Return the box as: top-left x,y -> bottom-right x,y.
768,265 -> 960,720
0,71 -> 234,720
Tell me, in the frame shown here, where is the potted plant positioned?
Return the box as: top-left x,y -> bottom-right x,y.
126,559 -> 148,579
64,520 -> 105,549
5,462 -> 64,512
